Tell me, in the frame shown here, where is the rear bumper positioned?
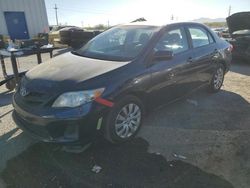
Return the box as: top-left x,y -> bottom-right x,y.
12,95 -> 109,144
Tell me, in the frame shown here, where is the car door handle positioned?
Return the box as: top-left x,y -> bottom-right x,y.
187,57 -> 193,63
169,73 -> 175,77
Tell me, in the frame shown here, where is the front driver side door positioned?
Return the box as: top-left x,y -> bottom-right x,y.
148,26 -> 196,107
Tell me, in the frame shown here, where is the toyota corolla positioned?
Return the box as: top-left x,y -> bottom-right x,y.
12,21 -> 232,144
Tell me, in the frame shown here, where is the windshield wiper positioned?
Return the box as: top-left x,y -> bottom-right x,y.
71,50 -> 82,56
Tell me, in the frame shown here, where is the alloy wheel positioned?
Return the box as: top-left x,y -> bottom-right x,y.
115,103 -> 142,138
214,67 -> 224,90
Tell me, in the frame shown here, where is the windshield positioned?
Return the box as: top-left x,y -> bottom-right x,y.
76,25 -> 159,61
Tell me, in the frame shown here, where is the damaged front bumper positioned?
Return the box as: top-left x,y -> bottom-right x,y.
12,94 -> 109,144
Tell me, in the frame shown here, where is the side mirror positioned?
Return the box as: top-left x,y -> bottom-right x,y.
153,50 -> 173,61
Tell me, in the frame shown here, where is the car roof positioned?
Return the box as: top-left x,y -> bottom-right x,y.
121,21 -> 205,28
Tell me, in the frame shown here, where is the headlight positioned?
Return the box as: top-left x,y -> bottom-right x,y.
52,88 -> 105,108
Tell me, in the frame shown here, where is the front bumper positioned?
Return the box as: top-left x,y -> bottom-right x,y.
12,95 -> 109,144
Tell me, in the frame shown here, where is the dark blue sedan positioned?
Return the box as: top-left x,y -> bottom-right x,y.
13,21 -> 232,144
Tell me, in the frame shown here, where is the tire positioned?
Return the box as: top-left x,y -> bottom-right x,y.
60,36 -> 71,45
59,30 -> 71,38
70,31 -> 86,39
104,95 -> 145,144
5,79 -> 16,91
80,31 -> 94,38
208,64 -> 225,93
70,41 -> 84,49
70,38 -> 90,45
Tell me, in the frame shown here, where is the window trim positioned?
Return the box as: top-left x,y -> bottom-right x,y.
207,30 -> 215,44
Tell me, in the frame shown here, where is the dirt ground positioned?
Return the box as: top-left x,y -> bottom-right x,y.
0,52 -> 250,188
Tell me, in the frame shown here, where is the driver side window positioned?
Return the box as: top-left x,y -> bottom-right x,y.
155,27 -> 189,54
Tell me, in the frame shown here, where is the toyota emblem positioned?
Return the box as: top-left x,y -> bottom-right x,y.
20,86 -> 29,97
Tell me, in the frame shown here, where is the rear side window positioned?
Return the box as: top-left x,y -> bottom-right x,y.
188,27 -> 210,48
154,27 -> 189,54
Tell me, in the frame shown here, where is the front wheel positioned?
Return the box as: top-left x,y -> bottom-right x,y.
104,95 -> 144,144
209,64 -> 225,92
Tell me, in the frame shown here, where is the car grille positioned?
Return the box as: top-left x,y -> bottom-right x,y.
17,76 -> 56,107
15,90 -> 54,108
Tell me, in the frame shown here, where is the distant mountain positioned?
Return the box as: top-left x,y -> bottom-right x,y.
192,17 -> 226,23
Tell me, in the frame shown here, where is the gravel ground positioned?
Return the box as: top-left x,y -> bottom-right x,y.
0,51 -> 249,188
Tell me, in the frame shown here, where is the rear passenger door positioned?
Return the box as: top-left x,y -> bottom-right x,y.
186,25 -> 218,85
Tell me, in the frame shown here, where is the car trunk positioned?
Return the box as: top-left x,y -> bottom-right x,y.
226,12 -> 250,35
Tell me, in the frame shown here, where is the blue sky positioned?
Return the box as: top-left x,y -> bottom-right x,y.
45,0 -> 250,26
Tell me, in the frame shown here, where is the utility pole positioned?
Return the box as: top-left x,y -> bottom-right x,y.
228,5 -> 231,16
54,4 -> 59,25
171,14 -> 174,21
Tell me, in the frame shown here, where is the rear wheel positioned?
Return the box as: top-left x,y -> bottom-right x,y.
104,95 -> 144,144
209,64 -> 225,92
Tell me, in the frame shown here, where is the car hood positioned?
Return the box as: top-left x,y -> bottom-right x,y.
24,52 -> 130,93
226,12 -> 250,34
